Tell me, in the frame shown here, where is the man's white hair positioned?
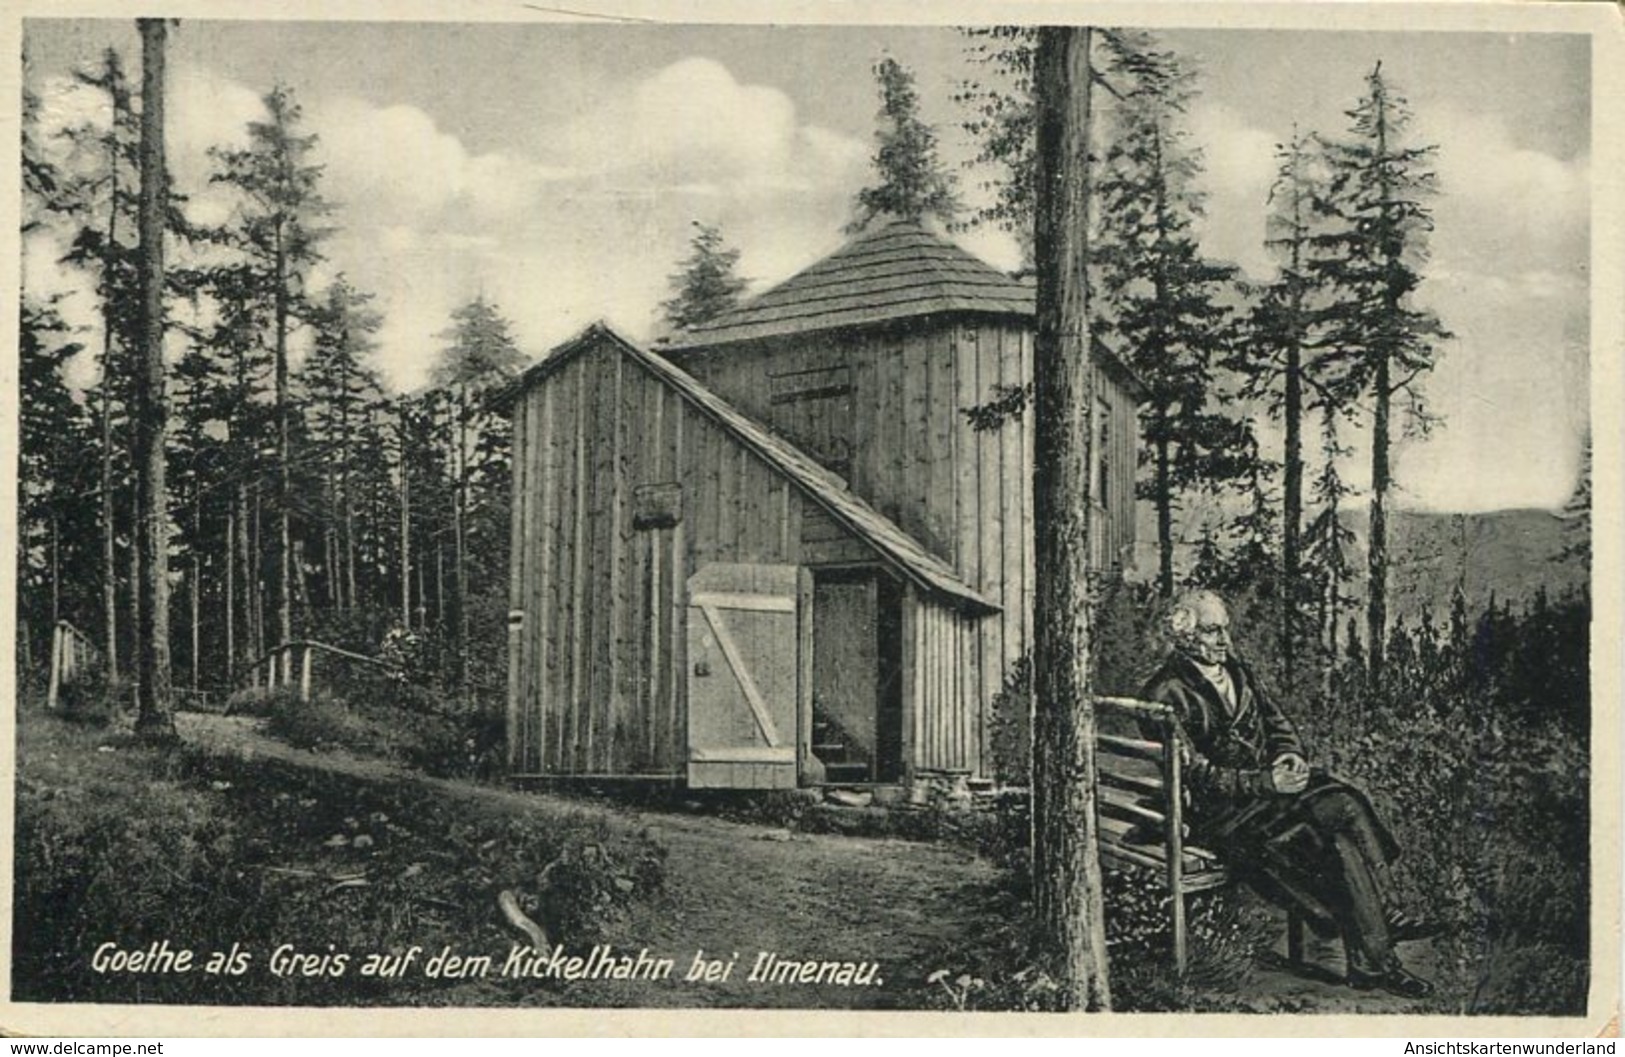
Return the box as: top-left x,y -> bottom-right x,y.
1168,588 -> 1228,636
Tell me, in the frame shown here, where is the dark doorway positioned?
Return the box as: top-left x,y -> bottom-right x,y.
810,568 -> 904,783
874,575 -> 904,782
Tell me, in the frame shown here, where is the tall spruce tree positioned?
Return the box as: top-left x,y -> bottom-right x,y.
432,296 -> 525,696
132,17 -> 175,741
58,47 -> 141,679
1302,406 -> 1358,657
1314,63 -> 1448,680
1232,129 -> 1333,678
301,275 -> 385,613
850,56 -> 961,232
661,221 -> 748,332
209,84 -> 331,675
1091,35 -> 1249,596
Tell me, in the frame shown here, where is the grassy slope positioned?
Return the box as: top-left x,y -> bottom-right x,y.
13,704 -> 1001,1010
13,702 -> 665,1007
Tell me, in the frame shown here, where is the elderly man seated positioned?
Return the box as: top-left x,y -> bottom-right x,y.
1138,589 -> 1441,999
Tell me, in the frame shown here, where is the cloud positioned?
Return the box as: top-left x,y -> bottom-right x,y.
168,64 -> 267,187
545,57 -> 866,195
1172,96 -> 1590,513
1186,102 -> 1281,278
23,54 -> 900,397
308,96 -> 561,224
1428,104 -> 1588,271
312,56 -> 871,388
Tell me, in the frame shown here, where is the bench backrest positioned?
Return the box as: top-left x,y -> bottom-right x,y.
1093,696 -> 1187,884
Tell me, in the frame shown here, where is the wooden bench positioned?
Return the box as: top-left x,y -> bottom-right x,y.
1094,695 -> 1325,976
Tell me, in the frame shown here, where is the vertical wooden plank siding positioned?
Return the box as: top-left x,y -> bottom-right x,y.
975,325 -> 1006,765
1017,326 -> 1037,667
532,382 -> 552,771
715,432 -> 738,560
507,397 -> 529,770
942,609 -> 955,768
538,370 -> 561,771
885,337 -> 906,525
900,330 -> 929,548
924,326 -> 952,557
578,357 -> 599,773
541,380 -> 560,768
637,378 -> 656,764
899,588 -> 917,781
849,332 -> 878,503
953,326 -> 988,773
668,397 -> 686,771
512,326 -> 1135,782
517,342 -> 879,778
907,601 -> 978,774
566,359 -> 589,772
584,353 -> 610,770
927,607 -> 939,769
1114,379 -> 1136,567
518,388 -> 535,770
1000,325 -> 1027,682
533,370 -> 557,770
608,353 -> 630,771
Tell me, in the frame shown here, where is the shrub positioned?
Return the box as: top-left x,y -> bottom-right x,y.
988,654 -> 1031,786
53,669 -> 124,727
225,685 -> 299,718
260,690 -> 501,781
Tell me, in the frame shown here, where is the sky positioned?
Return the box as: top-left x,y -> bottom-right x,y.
19,18 -> 1592,515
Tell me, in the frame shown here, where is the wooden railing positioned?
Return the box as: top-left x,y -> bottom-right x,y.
46,621 -> 102,709
238,640 -> 404,702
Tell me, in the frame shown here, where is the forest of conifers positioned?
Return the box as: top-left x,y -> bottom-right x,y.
18,26 -> 1590,717
20,59 -> 522,706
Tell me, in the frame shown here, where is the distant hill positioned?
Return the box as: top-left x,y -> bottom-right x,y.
1370,507 -> 1587,622
1127,503 -> 1587,622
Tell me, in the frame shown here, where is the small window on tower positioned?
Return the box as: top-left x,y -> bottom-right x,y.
768,364 -> 853,405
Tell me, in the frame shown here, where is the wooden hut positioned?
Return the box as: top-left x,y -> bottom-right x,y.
502,219 -> 1142,789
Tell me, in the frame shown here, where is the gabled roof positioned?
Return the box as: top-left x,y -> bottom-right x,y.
503,322 -> 998,615
663,217 -> 1034,349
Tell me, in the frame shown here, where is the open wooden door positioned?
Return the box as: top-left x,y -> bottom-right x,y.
686,563 -> 809,789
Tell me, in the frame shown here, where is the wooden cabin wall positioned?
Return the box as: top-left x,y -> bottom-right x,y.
677,318 -> 1143,778
670,320 -> 1138,781
901,588 -> 981,775
510,348 -> 827,778
675,318 -> 1028,572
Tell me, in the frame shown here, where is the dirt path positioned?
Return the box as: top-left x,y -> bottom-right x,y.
179,713 -> 995,1009
178,713 -> 1448,1013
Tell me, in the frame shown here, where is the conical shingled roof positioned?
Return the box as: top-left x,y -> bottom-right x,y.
663,217 -> 1033,349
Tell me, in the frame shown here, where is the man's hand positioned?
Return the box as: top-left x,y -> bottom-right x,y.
1270,753 -> 1309,794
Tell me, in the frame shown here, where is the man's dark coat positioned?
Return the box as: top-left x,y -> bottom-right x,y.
1139,651 -> 1400,924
